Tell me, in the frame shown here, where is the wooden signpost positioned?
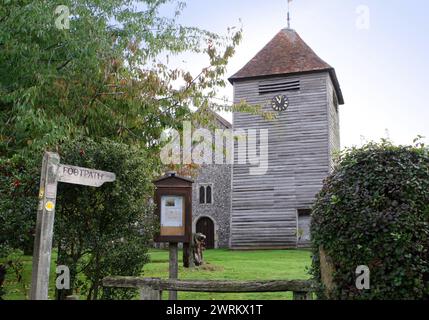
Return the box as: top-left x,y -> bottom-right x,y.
153,172 -> 193,300
30,152 -> 116,300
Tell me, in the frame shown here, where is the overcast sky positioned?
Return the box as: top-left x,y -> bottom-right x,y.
158,0 -> 429,148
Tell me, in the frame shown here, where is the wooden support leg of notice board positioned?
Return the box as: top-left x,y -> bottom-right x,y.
183,242 -> 194,268
169,242 -> 178,300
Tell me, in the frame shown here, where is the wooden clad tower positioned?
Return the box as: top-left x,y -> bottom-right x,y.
229,29 -> 344,249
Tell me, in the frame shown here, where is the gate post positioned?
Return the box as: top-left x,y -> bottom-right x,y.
140,286 -> 162,300
293,291 -> 313,300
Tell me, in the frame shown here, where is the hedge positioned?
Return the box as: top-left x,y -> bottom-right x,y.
310,141 -> 429,299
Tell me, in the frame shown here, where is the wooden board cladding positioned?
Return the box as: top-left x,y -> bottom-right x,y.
327,77 -> 341,172
231,72 -> 334,249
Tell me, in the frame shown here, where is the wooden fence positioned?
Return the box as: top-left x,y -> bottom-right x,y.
102,277 -> 314,300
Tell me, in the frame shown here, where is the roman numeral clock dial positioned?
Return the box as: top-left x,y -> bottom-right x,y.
271,94 -> 289,112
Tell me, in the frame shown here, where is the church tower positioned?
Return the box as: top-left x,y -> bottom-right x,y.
228,29 -> 344,249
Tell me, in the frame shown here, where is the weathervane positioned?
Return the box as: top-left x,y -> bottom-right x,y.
287,0 -> 292,29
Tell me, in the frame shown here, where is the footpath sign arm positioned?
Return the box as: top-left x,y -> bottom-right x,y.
57,164 -> 116,187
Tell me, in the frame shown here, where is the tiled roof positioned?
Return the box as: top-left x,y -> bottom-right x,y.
229,29 -> 344,105
213,112 -> 232,129
195,108 -> 232,129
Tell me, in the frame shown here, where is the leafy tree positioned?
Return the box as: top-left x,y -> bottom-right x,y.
0,0 -> 242,156
0,0 -> 244,298
310,140 -> 429,299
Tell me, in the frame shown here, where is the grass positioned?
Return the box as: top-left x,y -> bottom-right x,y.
1,251 -> 58,300
145,249 -> 312,300
1,249 -> 312,300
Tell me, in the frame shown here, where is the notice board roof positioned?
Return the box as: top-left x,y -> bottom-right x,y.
154,172 -> 194,187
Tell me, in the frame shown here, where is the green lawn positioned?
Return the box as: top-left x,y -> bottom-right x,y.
1,252 -> 58,300
2,249 -> 312,300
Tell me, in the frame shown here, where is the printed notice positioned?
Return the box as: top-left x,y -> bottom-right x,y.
161,196 -> 183,227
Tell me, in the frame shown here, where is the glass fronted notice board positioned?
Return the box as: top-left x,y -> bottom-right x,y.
153,172 -> 193,243
160,195 -> 185,236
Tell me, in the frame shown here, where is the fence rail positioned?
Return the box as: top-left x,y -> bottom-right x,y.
102,277 -> 314,300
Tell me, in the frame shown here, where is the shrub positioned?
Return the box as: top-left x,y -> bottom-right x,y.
55,138 -> 158,300
0,155 -> 40,256
310,141 -> 429,300
0,151 -> 42,299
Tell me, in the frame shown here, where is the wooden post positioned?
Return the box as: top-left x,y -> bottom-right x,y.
293,291 -> 313,300
319,246 -> 336,298
183,242 -> 189,268
30,152 -> 60,300
169,242 -> 178,300
183,242 -> 194,268
140,286 -> 162,300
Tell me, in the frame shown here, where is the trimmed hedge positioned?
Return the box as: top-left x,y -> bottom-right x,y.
310,141 -> 429,299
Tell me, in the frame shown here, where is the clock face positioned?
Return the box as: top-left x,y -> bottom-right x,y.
271,95 -> 289,112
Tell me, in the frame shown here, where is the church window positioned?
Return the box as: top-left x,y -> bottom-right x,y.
199,186 -> 205,204
206,186 -> 212,204
199,184 -> 213,204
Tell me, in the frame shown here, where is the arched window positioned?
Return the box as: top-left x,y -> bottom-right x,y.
206,185 -> 212,204
199,186 -> 205,204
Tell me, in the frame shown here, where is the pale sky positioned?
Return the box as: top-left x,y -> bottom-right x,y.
158,0 -> 429,148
